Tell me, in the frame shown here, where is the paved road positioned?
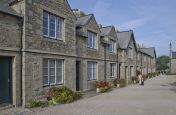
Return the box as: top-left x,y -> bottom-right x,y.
31,75 -> 176,115
1,75 -> 176,115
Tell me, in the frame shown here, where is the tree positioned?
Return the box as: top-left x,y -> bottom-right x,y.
156,55 -> 170,71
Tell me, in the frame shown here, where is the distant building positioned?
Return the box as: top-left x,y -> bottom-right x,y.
169,43 -> 176,74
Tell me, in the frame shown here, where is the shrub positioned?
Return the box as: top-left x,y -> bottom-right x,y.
109,80 -> 117,88
74,91 -> 83,100
46,87 -> 80,104
27,99 -> 42,108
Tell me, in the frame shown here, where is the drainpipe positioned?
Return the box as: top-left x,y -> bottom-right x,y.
17,17 -> 23,106
104,43 -> 107,81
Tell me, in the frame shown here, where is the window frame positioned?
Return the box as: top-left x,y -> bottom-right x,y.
43,11 -> 64,40
109,39 -> 116,53
110,63 -> 116,78
43,59 -> 64,86
87,31 -> 97,49
87,61 -> 97,81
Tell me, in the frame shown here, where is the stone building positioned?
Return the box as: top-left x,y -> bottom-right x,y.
0,0 -> 157,107
100,26 -> 118,82
0,0 -> 76,106
137,44 -> 157,75
139,47 -> 156,74
74,8 -> 118,91
116,30 -> 137,84
0,0 -> 22,106
169,43 -> 176,74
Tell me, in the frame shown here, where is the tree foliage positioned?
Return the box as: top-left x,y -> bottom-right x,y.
156,55 -> 170,71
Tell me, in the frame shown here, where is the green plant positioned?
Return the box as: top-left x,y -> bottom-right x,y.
109,81 -> 117,88
46,87 -> 82,105
27,99 -> 42,108
74,91 -> 83,100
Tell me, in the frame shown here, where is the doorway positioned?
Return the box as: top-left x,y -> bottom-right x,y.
0,56 -> 12,104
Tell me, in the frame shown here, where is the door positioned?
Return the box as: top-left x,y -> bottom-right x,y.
0,57 -> 12,104
76,61 -> 80,91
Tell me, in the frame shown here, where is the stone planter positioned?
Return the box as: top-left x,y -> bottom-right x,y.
133,81 -> 136,84
117,84 -> 120,88
96,88 -> 100,93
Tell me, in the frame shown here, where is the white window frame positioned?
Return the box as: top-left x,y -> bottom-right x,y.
109,39 -> 116,53
87,31 -> 97,49
110,63 -> 116,78
43,11 -> 64,40
43,59 -> 64,86
87,62 -> 97,81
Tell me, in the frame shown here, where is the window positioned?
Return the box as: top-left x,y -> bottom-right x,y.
130,66 -> 134,77
110,63 -> 116,77
43,59 -> 64,86
137,53 -> 140,60
87,62 -> 97,80
128,48 -> 133,58
109,40 -> 116,53
144,56 -> 146,62
87,31 -> 97,49
43,11 -> 64,40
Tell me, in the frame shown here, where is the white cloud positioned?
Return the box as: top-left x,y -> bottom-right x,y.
118,17 -> 152,30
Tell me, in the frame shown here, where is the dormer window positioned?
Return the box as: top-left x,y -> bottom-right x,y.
87,31 -> 97,49
108,39 -> 116,53
128,48 -> 133,58
43,11 -> 64,40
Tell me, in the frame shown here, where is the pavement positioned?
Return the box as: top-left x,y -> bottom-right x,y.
1,75 -> 176,115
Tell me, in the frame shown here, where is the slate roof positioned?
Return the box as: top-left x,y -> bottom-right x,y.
100,26 -> 113,36
76,14 -> 92,26
0,0 -> 21,17
172,52 -> 176,59
140,47 -> 156,58
116,31 -> 133,49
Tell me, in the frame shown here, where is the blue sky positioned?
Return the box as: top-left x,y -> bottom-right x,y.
68,0 -> 176,57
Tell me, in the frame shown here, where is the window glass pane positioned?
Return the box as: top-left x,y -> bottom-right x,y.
50,76 -> 55,84
43,59 -> 49,85
50,60 -> 55,68
49,15 -> 56,38
56,60 -> 63,83
56,68 -> 62,83
43,76 -> 48,85
57,17 -> 63,39
43,68 -> 48,76
43,12 -> 49,36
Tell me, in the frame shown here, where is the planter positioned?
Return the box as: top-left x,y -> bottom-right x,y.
96,88 -> 100,93
117,84 -> 120,88
133,81 -> 136,84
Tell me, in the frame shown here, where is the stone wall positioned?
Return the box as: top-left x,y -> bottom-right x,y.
0,12 -> 22,106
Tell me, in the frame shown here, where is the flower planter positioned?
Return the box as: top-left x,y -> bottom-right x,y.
117,84 -> 120,88
96,88 -> 100,93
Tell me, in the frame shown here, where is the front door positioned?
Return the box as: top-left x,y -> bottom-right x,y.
0,57 -> 12,104
76,61 -> 80,91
